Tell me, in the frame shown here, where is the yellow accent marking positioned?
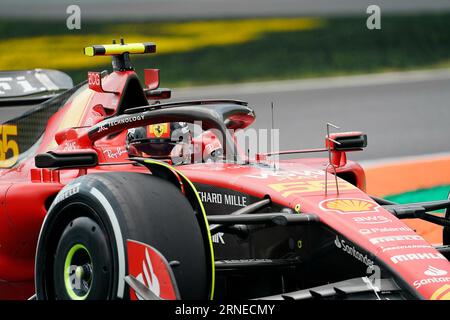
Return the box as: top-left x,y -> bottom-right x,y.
0,124 -> 19,168
324,199 -> 376,213
84,46 -> 95,57
84,43 -> 149,56
143,159 -> 216,300
431,284 -> 450,300
268,180 -> 355,198
47,87 -> 94,150
103,43 -> 146,55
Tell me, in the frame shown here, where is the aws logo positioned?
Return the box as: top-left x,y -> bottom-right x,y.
319,198 -> 381,214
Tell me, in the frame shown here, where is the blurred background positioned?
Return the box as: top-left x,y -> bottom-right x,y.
1,0 -> 450,240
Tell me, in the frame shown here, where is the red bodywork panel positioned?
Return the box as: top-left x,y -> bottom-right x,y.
0,68 -> 449,300
127,240 -> 179,300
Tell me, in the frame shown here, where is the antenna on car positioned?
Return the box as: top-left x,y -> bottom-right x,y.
271,102 -> 274,134
324,123 -> 341,196
270,102 -> 278,171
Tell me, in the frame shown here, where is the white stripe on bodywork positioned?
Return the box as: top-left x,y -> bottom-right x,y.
90,187 -> 126,299
34,71 -> 59,91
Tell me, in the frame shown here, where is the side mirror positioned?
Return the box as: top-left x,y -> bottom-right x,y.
35,150 -> 98,169
326,132 -> 367,151
326,132 -> 367,168
144,88 -> 172,100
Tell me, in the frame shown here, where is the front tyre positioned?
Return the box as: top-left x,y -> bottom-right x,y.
35,172 -> 210,300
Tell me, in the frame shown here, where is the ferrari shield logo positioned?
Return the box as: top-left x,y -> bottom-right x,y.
148,123 -> 170,138
319,198 -> 380,214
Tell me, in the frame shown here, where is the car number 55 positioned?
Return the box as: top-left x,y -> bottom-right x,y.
0,124 -> 19,168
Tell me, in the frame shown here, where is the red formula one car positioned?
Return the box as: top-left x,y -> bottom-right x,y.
0,41 -> 449,300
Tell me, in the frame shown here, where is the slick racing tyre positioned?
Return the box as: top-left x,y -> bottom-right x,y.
35,172 -> 210,300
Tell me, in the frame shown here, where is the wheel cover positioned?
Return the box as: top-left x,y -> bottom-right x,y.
63,244 -> 93,300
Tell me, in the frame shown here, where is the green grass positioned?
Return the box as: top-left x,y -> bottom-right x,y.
385,185 -> 450,214
1,13 -> 450,86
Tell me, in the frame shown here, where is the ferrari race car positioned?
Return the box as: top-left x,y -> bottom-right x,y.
0,41 -> 449,300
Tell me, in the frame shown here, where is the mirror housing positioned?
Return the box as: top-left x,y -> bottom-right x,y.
326,132 -> 367,151
325,132 -> 367,168
35,150 -> 98,169
144,88 -> 172,100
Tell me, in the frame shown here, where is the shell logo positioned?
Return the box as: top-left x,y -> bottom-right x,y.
319,198 -> 380,214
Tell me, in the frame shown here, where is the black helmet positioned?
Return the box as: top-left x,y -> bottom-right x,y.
126,122 -> 191,160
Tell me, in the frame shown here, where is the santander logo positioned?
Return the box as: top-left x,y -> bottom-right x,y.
424,266 -> 448,277
135,248 -> 160,298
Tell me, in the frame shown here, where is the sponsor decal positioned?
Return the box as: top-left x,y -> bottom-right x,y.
147,123 -> 170,138
127,240 -> 178,300
369,234 -> 423,245
430,284 -> 450,300
245,170 -> 325,180
198,191 -> 247,207
135,248 -> 160,298
62,141 -> 77,151
359,226 -> 412,235
353,215 -> 392,224
268,180 -> 354,198
218,259 -> 273,264
103,147 -> 127,159
98,115 -> 145,134
414,277 -> 450,289
425,266 -> 448,277
212,232 -> 225,244
109,115 -> 144,127
334,236 -> 374,267
320,198 -> 380,214
390,252 -> 446,264
382,244 -> 432,253
53,182 -> 81,206
414,267 -> 450,289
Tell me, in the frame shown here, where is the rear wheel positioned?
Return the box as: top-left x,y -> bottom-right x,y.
36,172 -> 211,300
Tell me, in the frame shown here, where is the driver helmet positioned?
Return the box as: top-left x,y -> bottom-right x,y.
126,122 -> 192,164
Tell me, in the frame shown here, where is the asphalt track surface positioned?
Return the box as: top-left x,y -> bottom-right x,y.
2,0 -> 450,19
173,69 -> 450,161
1,69 -> 449,161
